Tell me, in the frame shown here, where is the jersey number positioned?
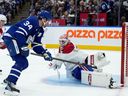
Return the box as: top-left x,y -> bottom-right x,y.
24,21 -> 33,30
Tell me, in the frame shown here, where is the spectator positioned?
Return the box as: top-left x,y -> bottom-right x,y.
121,16 -> 126,26
122,0 -> 128,21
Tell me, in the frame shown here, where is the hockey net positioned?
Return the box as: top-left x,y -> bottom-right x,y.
121,22 -> 128,87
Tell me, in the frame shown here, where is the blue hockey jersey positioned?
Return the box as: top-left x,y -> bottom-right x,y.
4,16 -> 46,54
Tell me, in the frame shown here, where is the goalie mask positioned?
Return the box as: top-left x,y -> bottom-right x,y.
59,34 -> 70,46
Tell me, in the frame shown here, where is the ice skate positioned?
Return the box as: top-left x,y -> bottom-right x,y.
1,79 -> 9,85
4,82 -> 20,96
108,78 -> 123,89
108,77 -> 115,89
3,79 -> 9,84
0,79 -> 9,88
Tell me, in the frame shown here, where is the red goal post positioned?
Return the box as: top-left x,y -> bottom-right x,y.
121,22 -> 128,86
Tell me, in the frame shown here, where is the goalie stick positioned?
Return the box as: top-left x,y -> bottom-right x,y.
30,52 -> 97,69
28,42 -> 97,69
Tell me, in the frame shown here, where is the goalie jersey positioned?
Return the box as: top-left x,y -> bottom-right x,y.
51,34 -> 109,81
52,41 -> 94,80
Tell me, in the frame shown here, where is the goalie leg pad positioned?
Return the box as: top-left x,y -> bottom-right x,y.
81,70 -> 113,88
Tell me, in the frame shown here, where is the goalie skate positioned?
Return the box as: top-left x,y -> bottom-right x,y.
3,82 -> 20,96
108,78 -> 123,89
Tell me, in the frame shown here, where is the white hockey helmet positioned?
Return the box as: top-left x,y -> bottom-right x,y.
59,34 -> 70,46
0,14 -> 7,24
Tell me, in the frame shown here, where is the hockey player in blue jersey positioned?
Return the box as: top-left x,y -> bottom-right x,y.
2,10 -> 53,95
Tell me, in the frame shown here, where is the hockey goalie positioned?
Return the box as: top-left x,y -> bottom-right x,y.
49,34 -> 116,88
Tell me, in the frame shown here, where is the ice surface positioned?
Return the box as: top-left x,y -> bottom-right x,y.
0,49 -> 128,96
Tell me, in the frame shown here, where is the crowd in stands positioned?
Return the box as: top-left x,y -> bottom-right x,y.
0,0 -> 29,24
0,0 -> 128,26
29,0 -> 128,26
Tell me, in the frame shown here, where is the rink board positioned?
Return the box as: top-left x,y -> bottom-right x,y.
3,26 -> 122,51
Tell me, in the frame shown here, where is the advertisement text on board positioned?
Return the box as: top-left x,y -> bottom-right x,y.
66,29 -> 122,42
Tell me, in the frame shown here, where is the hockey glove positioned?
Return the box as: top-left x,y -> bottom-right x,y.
49,62 -> 62,70
43,51 -> 53,61
49,59 -> 62,70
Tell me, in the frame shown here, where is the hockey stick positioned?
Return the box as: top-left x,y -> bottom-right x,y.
30,52 -> 97,69
27,42 -> 45,49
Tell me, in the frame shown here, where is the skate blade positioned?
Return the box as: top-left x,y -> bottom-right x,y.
3,90 -> 19,96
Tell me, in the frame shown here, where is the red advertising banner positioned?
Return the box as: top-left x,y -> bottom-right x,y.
80,13 -> 88,26
52,19 -> 66,26
80,13 -> 107,26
